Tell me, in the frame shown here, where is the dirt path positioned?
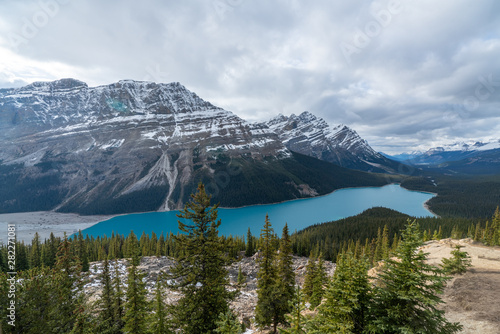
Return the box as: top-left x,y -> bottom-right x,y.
422,239 -> 500,333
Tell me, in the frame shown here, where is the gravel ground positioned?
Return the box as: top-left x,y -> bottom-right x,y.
0,211 -> 114,243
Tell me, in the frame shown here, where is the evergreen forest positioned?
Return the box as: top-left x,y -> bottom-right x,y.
1,184 -> 499,333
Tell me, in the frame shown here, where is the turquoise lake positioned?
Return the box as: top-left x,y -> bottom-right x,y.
80,184 -> 436,239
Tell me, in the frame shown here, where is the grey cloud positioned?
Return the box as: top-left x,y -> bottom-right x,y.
0,0 -> 499,153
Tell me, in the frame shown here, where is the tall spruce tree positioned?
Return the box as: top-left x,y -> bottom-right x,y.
15,267 -> 53,333
302,252 -> 316,303
245,227 -> 255,257
30,232 -> 42,268
77,230 -> 90,272
123,253 -> 149,334
168,183 -> 235,333
280,285 -> 307,334
492,206 -> 500,245
255,214 -> 281,333
277,223 -> 295,322
368,220 -> 462,334
96,255 -> 116,333
309,255 -> 327,309
311,252 -> 371,334
49,234 -> 86,333
113,262 -> 125,332
150,274 -> 173,334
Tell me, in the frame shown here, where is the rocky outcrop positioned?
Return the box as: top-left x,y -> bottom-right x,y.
83,254 -> 336,330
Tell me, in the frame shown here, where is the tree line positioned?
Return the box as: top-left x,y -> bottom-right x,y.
401,173 -> 500,218
290,206 -> 499,263
1,183 -> 498,333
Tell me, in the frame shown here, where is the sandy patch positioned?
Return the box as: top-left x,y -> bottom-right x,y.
421,239 -> 500,334
0,211 -> 114,243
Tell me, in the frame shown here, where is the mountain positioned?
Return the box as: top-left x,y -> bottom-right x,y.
393,140 -> 500,174
382,151 -> 423,162
263,111 -> 404,173
0,79 -> 395,215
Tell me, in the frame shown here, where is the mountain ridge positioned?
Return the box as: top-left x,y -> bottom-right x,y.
0,78 -> 398,215
384,140 -> 500,174
263,110 -> 405,173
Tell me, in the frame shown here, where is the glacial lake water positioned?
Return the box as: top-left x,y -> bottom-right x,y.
79,184 -> 436,239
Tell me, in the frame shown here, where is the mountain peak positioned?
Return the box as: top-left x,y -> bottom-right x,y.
20,78 -> 88,92
297,111 -> 317,121
263,110 -> 396,172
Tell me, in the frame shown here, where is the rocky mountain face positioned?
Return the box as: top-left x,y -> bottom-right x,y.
263,111 -> 403,173
0,79 -> 393,215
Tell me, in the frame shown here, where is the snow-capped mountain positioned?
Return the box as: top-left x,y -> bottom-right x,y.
391,140 -> 500,174
396,140 -> 500,165
0,79 -> 391,215
430,140 -> 500,152
263,111 -> 403,173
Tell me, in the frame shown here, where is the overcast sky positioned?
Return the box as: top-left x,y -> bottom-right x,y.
1,0 -> 499,154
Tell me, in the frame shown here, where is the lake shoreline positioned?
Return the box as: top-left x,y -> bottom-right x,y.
0,183 -> 437,243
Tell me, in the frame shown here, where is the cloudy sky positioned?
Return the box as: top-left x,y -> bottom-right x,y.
1,0 -> 499,154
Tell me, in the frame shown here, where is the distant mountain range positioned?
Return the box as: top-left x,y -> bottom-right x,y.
384,140 -> 500,174
0,79 -> 400,215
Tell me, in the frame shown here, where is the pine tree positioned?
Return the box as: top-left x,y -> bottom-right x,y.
125,231 -> 140,263
150,274 -> 173,334
0,247 -> 6,273
368,220 -> 462,334
237,264 -> 246,288
280,285 -> 307,334
49,234 -> 86,333
156,233 -> 165,256
255,214 -> 280,333
30,232 -> 42,268
450,226 -> 462,239
215,309 -> 243,334
169,183 -> 236,333
381,224 -> 390,259
309,255 -> 327,309
15,267 -> 53,333
391,233 -> 399,254
96,255 -> 115,333
311,252 -> 371,334
42,232 -> 58,267
441,245 -> 472,275
423,229 -> 430,242
302,252 -> 316,302
123,253 -> 149,334
374,227 -> 383,261
277,223 -> 295,321
245,227 -> 255,257
113,262 -> 125,332
16,241 -> 29,271
492,206 -> 500,246
77,230 -> 90,272
70,282 -> 96,334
